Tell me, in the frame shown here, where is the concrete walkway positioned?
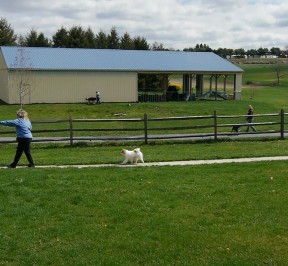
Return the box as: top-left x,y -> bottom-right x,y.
2,156 -> 288,169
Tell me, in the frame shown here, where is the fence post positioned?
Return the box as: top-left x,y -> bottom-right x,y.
213,110 -> 218,140
280,109 -> 284,140
69,113 -> 73,146
144,113 -> 148,144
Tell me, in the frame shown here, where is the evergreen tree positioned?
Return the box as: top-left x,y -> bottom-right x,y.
20,29 -> 51,47
183,47 -> 195,52
107,27 -> 119,49
193,43 -> 212,52
52,27 -> 69,47
120,32 -> 134,50
68,26 -> 86,48
26,29 -> 38,46
0,17 -> 17,45
36,32 -> 51,47
84,27 -> 96,48
95,30 -> 107,48
133,36 -> 149,50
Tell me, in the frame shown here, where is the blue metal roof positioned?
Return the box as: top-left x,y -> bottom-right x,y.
0,46 -> 243,73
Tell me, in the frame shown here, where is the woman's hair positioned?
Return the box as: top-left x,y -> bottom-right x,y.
17,109 -> 28,119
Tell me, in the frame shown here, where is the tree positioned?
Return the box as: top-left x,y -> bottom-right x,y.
68,26 -> 86,48
52,27 -> 69,47
275,63 -> 285,85
213,48 -> 234,58
234,48 -> 246,58
193,43 -> 212,52
270,47 -> 281,57
0,17 -> 17,45
95,30 -> 107,48
138,73 -> 163,92
185,44 -> 212,52
257,47 -> 269,57
183,47 -> 194,52
120,32 -> 134,50
151,42 -> 166,51
278,48 -> 287,58
246,49 -> 257,58
84,27 -> 96,48
11,47 -> 35,107
133,36 -> 149,50
214,48 -> 225,57
107,27 -> 119,49
280,46 -> 288,58
24,29 -> 38,46
36,32 -> 51,47
20,29 -> 51,47
226,48 -> 234,58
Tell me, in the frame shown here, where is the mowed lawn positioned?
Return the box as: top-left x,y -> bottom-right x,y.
1,161 -> 288,265
1,61 -> 288,265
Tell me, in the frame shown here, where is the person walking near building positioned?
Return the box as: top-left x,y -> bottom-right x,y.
246,105 -> 257,132
0,109 -> 35,168
96,91 -> 101,104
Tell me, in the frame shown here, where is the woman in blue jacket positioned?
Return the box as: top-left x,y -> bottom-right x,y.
0,109 -> 35,168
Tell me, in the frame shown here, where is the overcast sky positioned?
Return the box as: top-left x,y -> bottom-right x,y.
1,0 -> 287,50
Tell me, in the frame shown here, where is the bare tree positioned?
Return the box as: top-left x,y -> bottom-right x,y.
11,47 -> 34,108
275,63 -> 285,85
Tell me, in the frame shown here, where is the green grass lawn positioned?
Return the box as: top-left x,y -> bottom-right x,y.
0,86 -> 287,138
0,61 -> 288,265
0,89 -> 287,122
1,162 -> 288,265
0,139 -> 288,166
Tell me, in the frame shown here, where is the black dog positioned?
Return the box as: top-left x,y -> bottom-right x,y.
86,97 -> 96,104
231,125 -> 241,133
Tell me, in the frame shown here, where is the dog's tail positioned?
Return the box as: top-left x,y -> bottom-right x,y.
134,148 -> 141,153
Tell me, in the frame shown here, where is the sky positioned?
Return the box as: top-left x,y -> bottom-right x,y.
1,0 -> 288,51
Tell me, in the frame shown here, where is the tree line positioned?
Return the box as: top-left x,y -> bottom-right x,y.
1,17 -> 287,58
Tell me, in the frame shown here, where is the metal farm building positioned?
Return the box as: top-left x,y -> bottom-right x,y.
0,46 -> 243,104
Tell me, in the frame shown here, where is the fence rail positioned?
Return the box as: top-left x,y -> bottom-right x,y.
0,109 -> 287,145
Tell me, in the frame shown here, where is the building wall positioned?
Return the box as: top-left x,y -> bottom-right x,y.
0,53 -> 9,102
6,71 -> 138,104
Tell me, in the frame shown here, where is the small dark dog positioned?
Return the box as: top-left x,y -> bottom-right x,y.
231,125 -> 241,133
86,97 -> 96,104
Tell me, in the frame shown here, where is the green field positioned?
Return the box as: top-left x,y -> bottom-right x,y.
1,162 -> 288,265
1,61 -> 288,265
0,59 -> 288,121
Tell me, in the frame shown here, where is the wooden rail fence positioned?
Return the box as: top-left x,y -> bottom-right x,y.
0,109 -> 287,145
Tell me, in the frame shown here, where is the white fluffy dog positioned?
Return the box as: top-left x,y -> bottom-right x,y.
120,148 -> 144,164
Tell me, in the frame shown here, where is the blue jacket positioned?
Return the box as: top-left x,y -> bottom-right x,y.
0,118 -> 33,138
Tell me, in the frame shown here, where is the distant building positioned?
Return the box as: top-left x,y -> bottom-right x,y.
0,46 -> 243,104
